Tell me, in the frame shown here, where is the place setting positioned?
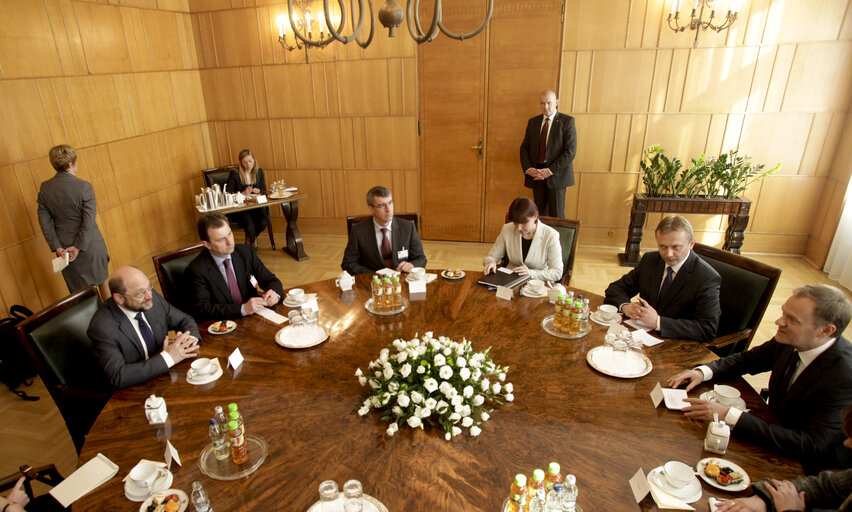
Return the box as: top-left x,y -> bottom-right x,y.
700,384 -> 747,411
283,287 -> 317,308
405,266 -> 437,284
590,304 -> 621,326
124,460 -> 174,503
520,279 -> 548,298
645,460 -> 703,505
186,358 -> 223,386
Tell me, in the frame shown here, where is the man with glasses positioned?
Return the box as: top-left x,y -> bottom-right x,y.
341,186 -> 427,275
88,266 -> 201,389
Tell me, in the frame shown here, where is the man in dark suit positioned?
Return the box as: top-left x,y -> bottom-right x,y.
605,215 -> 721,342
187,213 -> 284,321
668,284 -> 852,473
88,266 -> 201,389
341,186 -> 427,275
519,89 -> 577,218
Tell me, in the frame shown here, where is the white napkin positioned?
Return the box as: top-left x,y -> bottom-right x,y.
633,329 -> 664,347
647,471 -> 695,510
49,453 -> 118,507
256,307 -> 287,325
51,253 -> 69,273
625,318 -> 654,331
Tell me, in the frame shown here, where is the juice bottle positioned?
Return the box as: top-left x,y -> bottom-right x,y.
228,419 -> 249,464
562,297 -> 573,334
382,277 -> 393,309
553,295 -> 565,332
392,276 -> 402,307
371,277 -> 383,310
528,468 -> 547,503
545,462 -> 562,492
507,474 -> 528,511
227,403 -> 244,434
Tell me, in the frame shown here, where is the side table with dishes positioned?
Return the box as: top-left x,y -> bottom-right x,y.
73,271 -> 802,511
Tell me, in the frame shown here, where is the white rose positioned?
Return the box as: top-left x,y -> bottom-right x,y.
448,412 -> 461,423
443,347 -> 452,356
498,372 -> 506,382
424,331 -> 433,338
461,405 -> 471,417
481,378 -> 490,391
358,376 -> 367,386
451,395 -> 463,407
439,381 -> 452,395
411,391 -> 423,404
436,400 -> 449,413
472,368 -> 482,381
383,366 -> 393,380
459,367 -> 471,381
463,385 -> 474,398
456,356 -> 467,368
424,378 -> 438,393
407,416 -> 422,428
386,423 -> 398,436
388,381 -> 399,393
358,405 -> 370,416
371,396 -> 381,408
446,388 -> 459,399
392,406 -> 402,416
439,365 -> 453,380
381,392 -> 391,405
481,411 -> 490,421
506,393 -> 514,402
505,383 -> 513,393
425,397 -> 437,410
396,351 -> 408,363
472,395 -> 485,406
452,426 -> 461,436
492,382 -> 501,394
416,345 -> 427,355
470,425 -> 481,437
355,368 -> 363,376
379,348 -> 389,361
399,363 -> 412,378
419,407 -> 432,418
462,416 -> 473,427
445,432 -> 452,440
434,354 -> 446,366
416,365 -> 426,374
397,394 -> 410,408
369,379 -> 380,389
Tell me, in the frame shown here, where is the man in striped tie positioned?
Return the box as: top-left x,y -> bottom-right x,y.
604,215 -> 721,342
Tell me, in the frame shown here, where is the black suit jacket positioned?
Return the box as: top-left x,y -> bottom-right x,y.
707,337 -> 852,472
225,168 -> 266,195
341,218 -> 427,275
187,245 -> 284,321
88,291 -> 200,389
604,251 -> 721,342
520,111 -> 577,189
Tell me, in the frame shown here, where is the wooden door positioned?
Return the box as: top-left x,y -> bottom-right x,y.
419,0 -> 565,242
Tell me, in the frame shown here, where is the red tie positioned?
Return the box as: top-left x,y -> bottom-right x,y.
381,228 -> 392,269
224,258 -> 243,304
537,117 -> 550,163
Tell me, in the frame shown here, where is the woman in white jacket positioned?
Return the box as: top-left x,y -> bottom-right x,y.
483,197 -> 563,282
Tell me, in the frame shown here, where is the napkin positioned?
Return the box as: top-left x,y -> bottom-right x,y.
51,253 -> 69,273
647,472 -> 695,510
625,318 -> 654,331
633,329 -> 663,347
49,453 -> 118,507
256,307 -> 287,325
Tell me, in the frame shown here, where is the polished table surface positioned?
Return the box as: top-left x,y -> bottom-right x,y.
77,272 -> 801,511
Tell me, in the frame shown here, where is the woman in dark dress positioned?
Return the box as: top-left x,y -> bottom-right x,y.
226,149 -> 269,248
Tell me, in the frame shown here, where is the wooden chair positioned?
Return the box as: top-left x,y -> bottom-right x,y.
153,243 -> 204,314
346,213 -> 420,238
16,286 -> 111,454
539,216 -> 581,286
0,463 -> 64,502
694,243 -> 782,357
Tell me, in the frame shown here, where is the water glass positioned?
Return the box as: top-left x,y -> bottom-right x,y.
343,480 -> 363,512
288,310 -> 304,326
301,308 -> 318,325
318,480 -> 339,511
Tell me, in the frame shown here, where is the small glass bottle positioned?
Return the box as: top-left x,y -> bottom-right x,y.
580,297 -> 591,333
213,406 -> 228,428
190,481 -> 212,512
208,419 -> 229,461
371,277 -> 383,310
562,474 -> 578,512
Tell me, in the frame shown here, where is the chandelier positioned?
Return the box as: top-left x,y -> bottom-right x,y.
277,0 -> 493,61
667,0 -> 741,48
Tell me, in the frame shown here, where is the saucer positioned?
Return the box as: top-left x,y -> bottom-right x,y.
207,320 -> 236,335
405,273 -> 437,284
700,391 -> 746,410
440,269 -> 465,280
138,489 -> 188,512
521,286 -> 547,298
125,468 -> 173,502
187,359 -> 223,385
648,466 -> 702,503
283,297 -> 306,308
590,311 -> 621,326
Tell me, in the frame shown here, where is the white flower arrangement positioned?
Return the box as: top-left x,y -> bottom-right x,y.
355,332 -> 513,439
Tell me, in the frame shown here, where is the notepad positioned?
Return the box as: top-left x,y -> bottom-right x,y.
49,453 -> 118,508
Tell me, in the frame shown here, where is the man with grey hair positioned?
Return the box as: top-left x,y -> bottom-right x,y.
605,215 -> 721,342
520,90 -> 577,218
341,186 -> 426,275
668,284 -> 852,473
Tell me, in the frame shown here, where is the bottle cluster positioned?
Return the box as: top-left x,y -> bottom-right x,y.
370,276 -> 403,310
508,463 -> 579,512
552,293 -> 590,335
270,180 -> 286,196
208,403 -> 248,465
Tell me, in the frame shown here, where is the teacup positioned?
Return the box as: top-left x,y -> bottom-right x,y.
713,384 -> 741,406
287,288 -> 305,303
663,461 -> 695,489
410,267 -> 426,280
189,358 -> 215,378
597,304 -> 619,321
526,279 -> 545,295
128,461 -> 159,491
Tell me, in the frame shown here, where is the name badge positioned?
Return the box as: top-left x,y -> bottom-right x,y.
397,248 -> 409,260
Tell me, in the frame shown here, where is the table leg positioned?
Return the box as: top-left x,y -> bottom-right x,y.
618,203 -> 646,267
265,207 -> 275,250
723,212 -> 749,254
280,200 -> 309,261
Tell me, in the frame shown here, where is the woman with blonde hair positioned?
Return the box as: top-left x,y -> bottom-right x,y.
226,149 -> 269,248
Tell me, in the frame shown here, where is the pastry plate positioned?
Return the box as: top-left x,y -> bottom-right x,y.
699,391 -> 747,411
138,489 -> 188,512
307,494 -> 388,512
440,269 -> 466,280
541,315 -> 591,339
586,345 -> 652,379
365,298 -> 408,316
187,359 -> 224,385
590,311 -> 621,326
274,324 -> 329,349
647,466 -> 702,503
696,458 -> 750,492
207,320 -> 236,335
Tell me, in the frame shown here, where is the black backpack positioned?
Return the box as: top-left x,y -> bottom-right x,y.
0,305 -> 39,401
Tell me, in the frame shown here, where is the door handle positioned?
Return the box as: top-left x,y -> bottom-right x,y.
471,137 -> 483,157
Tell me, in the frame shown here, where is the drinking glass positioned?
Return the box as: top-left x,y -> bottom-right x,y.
343,480 -> 363,512
301,308 -> 318,325
288,311 -> 304,326
318,480 -> 339,511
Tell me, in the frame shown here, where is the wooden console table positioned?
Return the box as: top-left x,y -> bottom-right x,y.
618,194 -> 751,267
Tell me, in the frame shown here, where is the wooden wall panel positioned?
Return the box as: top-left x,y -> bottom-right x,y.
587,50 -> 655,113
200,68 -> 248,119
783,42 -> 852,112
761,0 -> 848,44
0,0 -> 63,78
224,120 -> 274,167
337,60 -> 390,116
364,117 -> 417,170
67,75 -> 128,145
739,113 -> 812,174
209,8 -> 262,67
644,114 -> 712,159
135,71 -> 180,132
291,118 -> 342,169
577,173 -> 637,227
573,114 -> 616,171
681,47 -> 759,113
171,70 -> 207,125
750,176 -> 824,234
563,0 -> 630,50
263,65 -> 317,118
0,81 -> 54,164
142,10 -> 186,70
74,2 -> 132,74
107,137 -> 158,202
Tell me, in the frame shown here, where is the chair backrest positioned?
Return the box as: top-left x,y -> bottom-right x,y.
539,216 -> 581,286
153,243 -> 204,313
17,285 -> 110,453
346,213 -> 420,238
693,243 -> 781,351
202,165 -> 240,189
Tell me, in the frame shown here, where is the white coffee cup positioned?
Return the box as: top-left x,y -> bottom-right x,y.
526,279 -> 545,294
663,460 -> 694,489
713,384 -> 741,406
597,304 -> 619,321
190,358 -> 215,377
288,288 -> 305,302
410,267 -> 426,280
128,461 -> 158,490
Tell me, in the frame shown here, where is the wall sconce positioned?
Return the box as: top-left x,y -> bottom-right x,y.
667,0 -> 741,48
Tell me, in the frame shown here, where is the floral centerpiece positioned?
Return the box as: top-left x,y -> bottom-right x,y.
355,332 -> 514,440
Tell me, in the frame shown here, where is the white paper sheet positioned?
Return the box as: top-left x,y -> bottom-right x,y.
49,453 -> 118,508
256,307 -> 287,325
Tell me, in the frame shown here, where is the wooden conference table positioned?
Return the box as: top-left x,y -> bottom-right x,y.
76,272 -> 801,511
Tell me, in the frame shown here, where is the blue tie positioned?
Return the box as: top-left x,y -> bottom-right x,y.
658,266 -> 674,303
135,312 -> 157,358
